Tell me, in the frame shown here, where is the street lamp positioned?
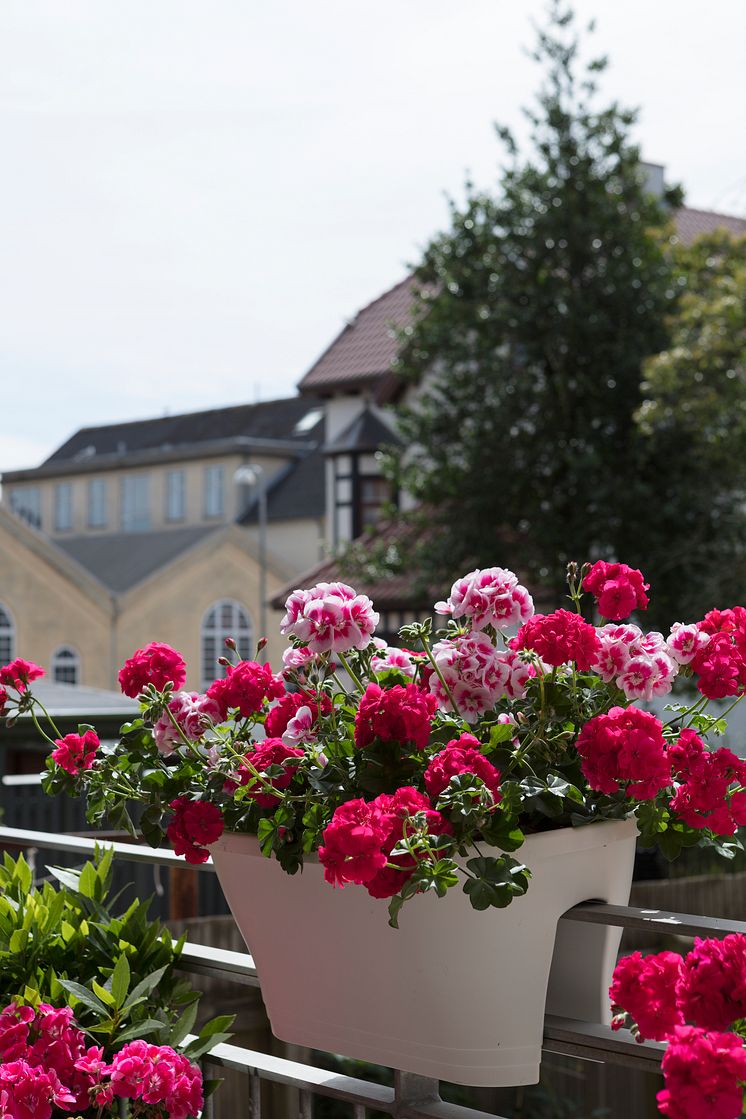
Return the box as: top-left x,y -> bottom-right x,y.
234,464 -> 268,662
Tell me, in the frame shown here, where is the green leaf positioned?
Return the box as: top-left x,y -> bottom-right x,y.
168,999 -> 199,1047
123,964 -> 170,1010
57,980 -> 109,1017
110,953 -> 131,1008
78,861 -> 98,900
114,1018 -> 169,1044
92,980 -> 116,1008
14,854 -> 32,895
388,894 -> 405,930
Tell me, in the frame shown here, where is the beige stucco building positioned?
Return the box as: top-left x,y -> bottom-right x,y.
0,398 -> 325,689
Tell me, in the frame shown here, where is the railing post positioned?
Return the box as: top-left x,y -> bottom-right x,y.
393,1071 -> 441,1115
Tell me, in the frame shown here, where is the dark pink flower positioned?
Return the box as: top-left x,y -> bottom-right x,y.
118,642 -> 186,697
167,798 -> 224,864
692,633 -> 746,701
609,950 -> 684,1041
583,561 -> 649,620
51,730 -> 100,774
677,935 -> 746,1031
424,734 -> 502,804
669,730 -> 746,836
354,683 -> 437,751
512,609 -> 601,670
576,706 -> 671,799
207,660 -> 284,719
318,799 -> 390,887
365,787 -> 452,900
0,658 -> 45,692
658,1025 -> 746,1119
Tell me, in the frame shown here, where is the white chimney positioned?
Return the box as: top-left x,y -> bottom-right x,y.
641,161 -> 666,198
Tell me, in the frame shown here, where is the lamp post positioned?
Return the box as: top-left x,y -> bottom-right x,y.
234,464 -> 268,662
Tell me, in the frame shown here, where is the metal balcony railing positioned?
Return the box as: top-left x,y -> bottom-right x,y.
1,823 -> 744,1119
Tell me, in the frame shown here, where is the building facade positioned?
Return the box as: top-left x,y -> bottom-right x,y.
0,398 -> 326,689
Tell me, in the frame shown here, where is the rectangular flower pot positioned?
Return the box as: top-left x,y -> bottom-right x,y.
209,816 -> 637,1087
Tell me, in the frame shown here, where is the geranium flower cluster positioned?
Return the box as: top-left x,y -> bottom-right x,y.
610,936 -> 746,1119
318,785 -> 454,899
0,1000 -> 202,1119
5,559 -> 742,920
593,624 -> 677,701
281,581 -> 379,654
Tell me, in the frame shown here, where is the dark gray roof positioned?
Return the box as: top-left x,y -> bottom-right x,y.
240,448 -> 326,525
55,526 -> 218,592
324,407 -> 402,454
43,397 -> 324,466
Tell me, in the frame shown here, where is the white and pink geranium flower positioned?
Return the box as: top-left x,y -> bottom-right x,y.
281,582 -> 379,655
153,691 -> 222,756
667,622 -> 711,665
592,624 -> 678,701
435,567 -> 534,631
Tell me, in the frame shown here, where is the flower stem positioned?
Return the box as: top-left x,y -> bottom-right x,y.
337,652 -> 364,693
418,634 -> 460,718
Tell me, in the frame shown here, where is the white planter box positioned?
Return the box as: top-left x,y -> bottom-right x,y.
210,816 -> 637,1087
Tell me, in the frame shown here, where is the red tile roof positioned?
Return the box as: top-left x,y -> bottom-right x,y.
297,276 -> 416,399
298,207 -> 746,397
674,206 -> 746,243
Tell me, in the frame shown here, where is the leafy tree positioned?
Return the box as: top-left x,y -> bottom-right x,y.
387,2 -> 685,613
634,230 -> 746,617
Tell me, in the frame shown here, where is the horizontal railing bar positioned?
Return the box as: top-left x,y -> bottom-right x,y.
197,1038 -> 397,1112
565,900 -> 746,938
179,942 -> 259,987
0,825 -> 216,872
199,1038 -> 506,1118
543,1016 -> 664,1073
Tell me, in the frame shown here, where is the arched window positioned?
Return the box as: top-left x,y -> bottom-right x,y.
201,600 -> 253,690
52,646 -> 81,685
0,605 -> 15,665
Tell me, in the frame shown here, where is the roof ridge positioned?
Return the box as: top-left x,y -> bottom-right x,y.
66,395 -> 315,438
298,275 -> 413,390
678,204 -> 746,222
349,273 -> 414,320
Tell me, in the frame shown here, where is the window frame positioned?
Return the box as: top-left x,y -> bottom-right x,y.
120,474 -> 151,532
53,482 -> 73,532
201,599 -> 253,690
203,464 -> 225,519
87,478 -> 108,529
165,469 -> 187,523
0,604 -> 15,666
51,645 -> 81,685
9,487 -> 42,530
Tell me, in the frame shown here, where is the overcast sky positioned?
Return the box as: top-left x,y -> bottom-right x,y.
1,0 -> 745,472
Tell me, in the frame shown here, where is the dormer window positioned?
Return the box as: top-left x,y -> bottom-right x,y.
324,408 -> 401,546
